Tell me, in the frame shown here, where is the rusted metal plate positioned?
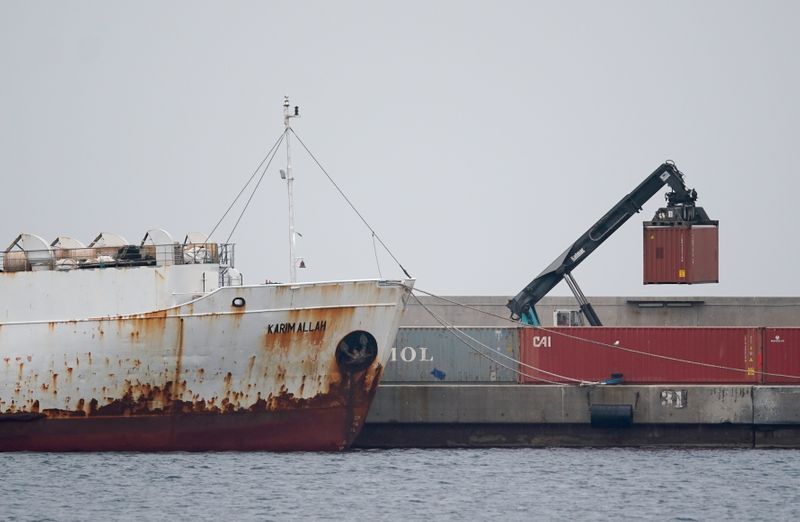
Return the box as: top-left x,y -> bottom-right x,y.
0,279 -> 411,451
0,374 -> 381,451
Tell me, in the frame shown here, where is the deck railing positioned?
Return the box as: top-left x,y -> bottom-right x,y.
0,243 -> 234,273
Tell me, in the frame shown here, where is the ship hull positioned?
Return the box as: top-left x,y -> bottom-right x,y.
0,279 -> 410,451
0,388 -> 376,452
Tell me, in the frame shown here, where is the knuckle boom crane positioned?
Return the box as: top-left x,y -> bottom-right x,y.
506,161 -> 717,326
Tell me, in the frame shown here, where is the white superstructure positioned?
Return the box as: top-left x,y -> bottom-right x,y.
0,231 -> 235,321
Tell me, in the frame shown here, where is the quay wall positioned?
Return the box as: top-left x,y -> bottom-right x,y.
364,303 -> 800,447
358,384 -> 800,448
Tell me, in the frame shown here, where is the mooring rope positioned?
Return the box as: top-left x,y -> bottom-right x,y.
411,293 -> 593,385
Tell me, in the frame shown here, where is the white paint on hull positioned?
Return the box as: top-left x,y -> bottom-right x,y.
0,279 -> 412,415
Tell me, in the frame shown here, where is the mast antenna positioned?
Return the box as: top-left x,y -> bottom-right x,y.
283,96 -> 302,282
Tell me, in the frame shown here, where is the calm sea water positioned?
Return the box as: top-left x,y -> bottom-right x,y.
1,448 -> 798,521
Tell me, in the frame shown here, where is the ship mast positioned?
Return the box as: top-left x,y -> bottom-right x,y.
283,96 -> 300,283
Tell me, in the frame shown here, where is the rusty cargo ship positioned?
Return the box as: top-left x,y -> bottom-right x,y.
0,231 -> 412,450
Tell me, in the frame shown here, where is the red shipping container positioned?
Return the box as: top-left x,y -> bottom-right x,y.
763,328 -> 800,384
519,327 -> 761,384
643,225 -> 719,284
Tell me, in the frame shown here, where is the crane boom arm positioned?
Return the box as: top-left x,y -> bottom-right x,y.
507,161 -> 714,324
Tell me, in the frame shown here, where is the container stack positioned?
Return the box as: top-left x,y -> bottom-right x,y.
385,326 -> 800,385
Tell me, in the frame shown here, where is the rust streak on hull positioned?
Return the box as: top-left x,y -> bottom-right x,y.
0,363 -> 383,451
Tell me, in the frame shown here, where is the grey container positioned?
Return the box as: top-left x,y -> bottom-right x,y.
382,327 -> 520,383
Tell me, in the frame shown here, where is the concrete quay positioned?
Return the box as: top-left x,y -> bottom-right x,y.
355,385 -> 800,448
401,295 -> 800,327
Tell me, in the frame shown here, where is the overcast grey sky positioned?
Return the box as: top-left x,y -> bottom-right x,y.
1,1 -> 798,297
